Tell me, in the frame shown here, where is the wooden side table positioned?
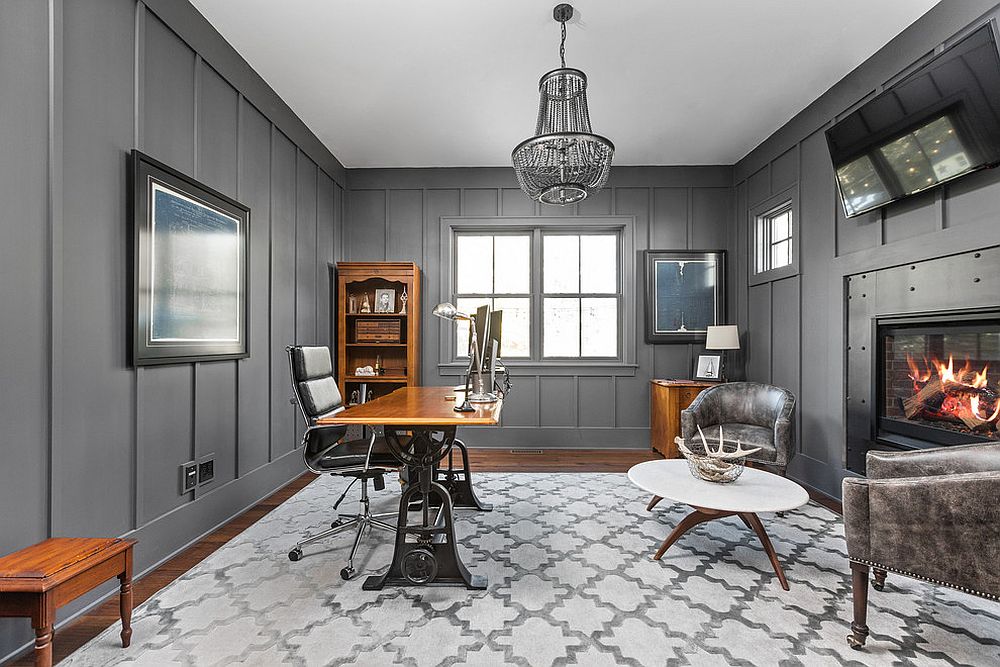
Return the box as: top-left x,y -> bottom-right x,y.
0,538 -> 135,667
649,379 -> 718,458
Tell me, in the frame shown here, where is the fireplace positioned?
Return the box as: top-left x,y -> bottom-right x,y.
877,313 -> 1000,448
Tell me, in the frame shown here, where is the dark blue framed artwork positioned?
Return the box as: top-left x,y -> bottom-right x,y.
644,250 -> 725,343
130,150 -> 250,365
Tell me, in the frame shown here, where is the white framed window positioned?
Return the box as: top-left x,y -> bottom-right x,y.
454,233 -> 531,358
755,201 -> 793,274
542,233 -> 619,358
446,217 -> 633,369
749,188 -> 799,285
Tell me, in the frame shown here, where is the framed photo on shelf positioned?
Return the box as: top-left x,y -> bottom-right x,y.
130,150 -> 250,366
374,288 -> 396,313
644,249 -> 725,343
694,354 -> 723,381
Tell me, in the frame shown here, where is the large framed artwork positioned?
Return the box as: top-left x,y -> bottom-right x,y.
130,150 -> 250,365
644,250 -> 725,343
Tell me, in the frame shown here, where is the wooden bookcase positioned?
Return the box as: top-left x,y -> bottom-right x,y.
336,262 -> 421,405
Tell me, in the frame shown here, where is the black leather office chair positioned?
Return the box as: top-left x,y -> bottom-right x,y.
285,345 -> 398,579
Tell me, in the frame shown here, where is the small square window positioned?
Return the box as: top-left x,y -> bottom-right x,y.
755,201 -> 794,275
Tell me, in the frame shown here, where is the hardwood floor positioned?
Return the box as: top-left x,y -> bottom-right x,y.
5,448 -> 839,665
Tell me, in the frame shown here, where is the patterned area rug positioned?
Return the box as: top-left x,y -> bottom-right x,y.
64,473 -> 1000,666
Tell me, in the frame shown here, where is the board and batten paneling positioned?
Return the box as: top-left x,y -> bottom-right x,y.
344,166 -> 734,447
0,1 -> 345,661
733,0 -> 1000,499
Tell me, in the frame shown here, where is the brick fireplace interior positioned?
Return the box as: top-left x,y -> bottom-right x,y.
878,314 -> 1000,448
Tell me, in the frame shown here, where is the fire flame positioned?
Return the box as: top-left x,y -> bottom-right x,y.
909,354 -> 989,389
905,354 -> 998,429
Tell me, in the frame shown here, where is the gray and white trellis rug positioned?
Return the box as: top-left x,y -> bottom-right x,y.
63,472 -> 1000,666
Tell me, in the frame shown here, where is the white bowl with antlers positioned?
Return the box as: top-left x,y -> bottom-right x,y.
674,425 -> 762,483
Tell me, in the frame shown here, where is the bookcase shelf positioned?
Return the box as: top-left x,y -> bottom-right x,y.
336,262 -> 420,405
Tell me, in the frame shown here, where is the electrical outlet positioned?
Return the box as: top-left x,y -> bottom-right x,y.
181,462 -> 198,493
198,457 -> 215,485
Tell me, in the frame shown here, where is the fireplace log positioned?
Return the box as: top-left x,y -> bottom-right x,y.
903,378 -> 944,420
903,377 -> 996,429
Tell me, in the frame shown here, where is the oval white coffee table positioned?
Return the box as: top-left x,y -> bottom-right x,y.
628,459 -> 809,590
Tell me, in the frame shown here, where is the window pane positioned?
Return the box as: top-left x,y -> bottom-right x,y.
755,216 -> 767,274
493,235 -> 530,294
455,297 -> 491,357
581,298 -> 617,356
493,297 -> 530,358
543,235 -> 579,293
543,297 -> 580,357
580,235 -> 617,293
770,211 -> 790,241
770,239 -> 791,269
456,236 -> 493,294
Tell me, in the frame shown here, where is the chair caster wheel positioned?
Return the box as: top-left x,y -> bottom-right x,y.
341,567 -> 355,580
331,520 -> 342,528
847,634 -> 866,650
288,548 -> 303,562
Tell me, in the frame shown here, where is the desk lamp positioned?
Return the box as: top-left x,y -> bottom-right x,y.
705,325 -> 740,382
433,302 -> 478,412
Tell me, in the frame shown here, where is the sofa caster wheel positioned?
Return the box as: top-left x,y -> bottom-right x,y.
341,567 -> 355,580
872,569 -> 886,591
288,548 -> 303,562
847,634 -> 866,650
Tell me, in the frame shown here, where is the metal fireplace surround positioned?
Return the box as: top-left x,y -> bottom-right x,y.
846,247 -> 1000,474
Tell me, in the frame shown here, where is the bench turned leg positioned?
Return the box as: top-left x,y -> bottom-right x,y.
118,551 -> 134,648
34,624 -> 53,667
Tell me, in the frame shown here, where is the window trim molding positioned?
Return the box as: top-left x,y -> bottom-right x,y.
749,185 -> 800,286
439,216 -> 637,372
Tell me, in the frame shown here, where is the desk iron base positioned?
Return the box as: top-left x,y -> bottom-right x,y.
368,427 -> 486,591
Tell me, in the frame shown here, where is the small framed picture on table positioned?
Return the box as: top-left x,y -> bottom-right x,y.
694,354 -> 723,381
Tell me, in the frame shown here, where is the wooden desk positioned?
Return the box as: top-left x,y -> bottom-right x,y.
319,386 -> 502,427
319,386 -> 501,590
0,538 -> 135,667
650,379 -> 717,458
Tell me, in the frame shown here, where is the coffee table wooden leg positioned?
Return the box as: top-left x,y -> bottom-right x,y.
118,549 -> 134,648
654,508 -> 722,560
740,512 -> 789,591
646,495 -> 663,511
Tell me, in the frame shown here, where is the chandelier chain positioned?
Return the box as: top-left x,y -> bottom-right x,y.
559,21 -> 566,68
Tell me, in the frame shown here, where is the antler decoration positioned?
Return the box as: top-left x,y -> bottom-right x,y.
694,424 -> 762,460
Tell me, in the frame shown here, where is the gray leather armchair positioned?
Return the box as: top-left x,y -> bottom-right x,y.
843,443 -> 1000,650
680,382 -> 796,475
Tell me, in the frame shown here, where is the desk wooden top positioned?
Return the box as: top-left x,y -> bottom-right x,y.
318,386 -> 502,426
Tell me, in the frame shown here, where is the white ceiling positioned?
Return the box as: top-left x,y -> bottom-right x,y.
190,0 -> 941,168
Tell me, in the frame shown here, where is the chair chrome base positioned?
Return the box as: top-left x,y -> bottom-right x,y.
288,476 -> 396,579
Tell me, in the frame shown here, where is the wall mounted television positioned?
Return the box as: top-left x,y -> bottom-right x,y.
827,23 -> 1000,218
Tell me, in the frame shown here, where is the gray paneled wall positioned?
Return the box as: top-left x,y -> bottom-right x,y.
345,167 -> 734,447
734,0 -> 1000,499
0,0 -> 345,660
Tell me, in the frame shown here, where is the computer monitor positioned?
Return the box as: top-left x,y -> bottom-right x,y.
483,309 -> 502,374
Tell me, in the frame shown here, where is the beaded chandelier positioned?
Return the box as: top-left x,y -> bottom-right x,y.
512,4 -> 614,206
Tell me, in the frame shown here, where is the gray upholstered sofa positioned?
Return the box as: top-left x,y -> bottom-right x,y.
680,382 -> 796,475
842,443 -> 1000,649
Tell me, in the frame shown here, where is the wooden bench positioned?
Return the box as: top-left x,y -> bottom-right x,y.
0,538 -> 135,667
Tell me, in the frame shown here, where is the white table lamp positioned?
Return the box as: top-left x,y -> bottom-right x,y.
705,325 -> 740,381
